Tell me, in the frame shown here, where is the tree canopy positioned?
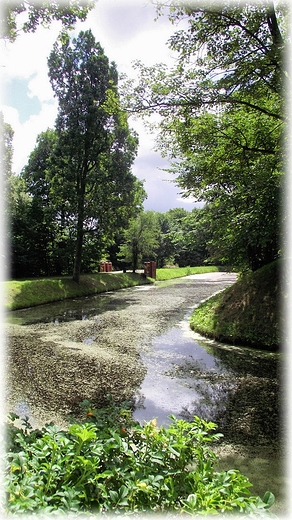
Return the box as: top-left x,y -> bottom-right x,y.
0,0 -> 95,41
124,0 -> 287,270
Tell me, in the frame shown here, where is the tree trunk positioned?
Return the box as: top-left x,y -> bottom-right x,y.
132,247 -> 138,273
72,223 -> 83,283
73,177 -> 85,284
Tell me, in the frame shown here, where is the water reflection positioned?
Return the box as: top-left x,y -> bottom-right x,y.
6,293 -> 131,325
133,326 -> 237,426
7,277 -> 280,445
202,340 -> 281,379
132,322 -> 280,444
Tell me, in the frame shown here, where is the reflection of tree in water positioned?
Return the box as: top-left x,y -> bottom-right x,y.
178,375 -> 280,445
201,342 -> 282,445
168,362 -> 237,426
202,341 -> 280,379
179,376 -> 236,425
170,344 -> 281,445
223,376 -> 281,444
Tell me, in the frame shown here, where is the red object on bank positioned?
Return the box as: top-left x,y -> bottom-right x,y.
144,261 -> 156,279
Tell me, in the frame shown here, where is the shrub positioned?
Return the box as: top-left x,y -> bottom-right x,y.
4,399 -> 275,515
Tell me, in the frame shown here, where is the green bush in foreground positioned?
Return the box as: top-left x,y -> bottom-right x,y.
4,399 -> 275,516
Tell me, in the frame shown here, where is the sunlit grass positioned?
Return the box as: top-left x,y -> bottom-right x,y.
156,265 -> 221,281
4,266 -> 225,310
190,260 -> 280,349
4,273 -> 151,310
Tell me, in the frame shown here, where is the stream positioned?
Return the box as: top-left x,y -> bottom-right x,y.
5,272 -> 287,515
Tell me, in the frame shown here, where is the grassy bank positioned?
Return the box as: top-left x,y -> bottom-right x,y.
4,273 -> 151,311
4,266 -> 224,310
190,260 -> 282,350
156,265 -> 223,281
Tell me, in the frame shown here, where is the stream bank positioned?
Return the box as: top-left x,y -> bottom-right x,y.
5,272 -> 287,515
4,272 -> 152,310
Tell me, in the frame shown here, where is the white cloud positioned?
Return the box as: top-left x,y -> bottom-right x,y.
177,197 -> 195,204
27,71 -> 55,103
72,0 -> 182,76
2,101 -> 58,174
1,22 -> 61,81
130,119 -> 156,156
1,105 -> 20,133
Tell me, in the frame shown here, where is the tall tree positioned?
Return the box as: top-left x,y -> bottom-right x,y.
48,30 -> 144,282
125,1 -> 287,270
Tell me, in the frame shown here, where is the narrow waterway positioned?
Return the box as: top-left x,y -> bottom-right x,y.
5,272 -> 287,515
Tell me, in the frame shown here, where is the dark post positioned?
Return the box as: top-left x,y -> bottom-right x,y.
150,261 -> 156,278
144,261 -> 156,278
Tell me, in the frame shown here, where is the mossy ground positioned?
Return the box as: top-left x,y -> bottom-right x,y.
190,260 -> 282,350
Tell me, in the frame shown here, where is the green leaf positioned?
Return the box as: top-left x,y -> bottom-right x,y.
119,485 -> 128,499
109,490 -> 119,503
187,494 -> 197,508
263,491 -> 275,508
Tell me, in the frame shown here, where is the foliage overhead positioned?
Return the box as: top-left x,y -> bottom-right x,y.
0,0 -> 95,41
123,0 -> 287,271
131,0 -> 287,118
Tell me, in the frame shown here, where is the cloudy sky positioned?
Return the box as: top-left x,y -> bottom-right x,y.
1,0 -> 200,213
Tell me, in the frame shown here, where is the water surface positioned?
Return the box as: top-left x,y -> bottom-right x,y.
6,273 -> 285,513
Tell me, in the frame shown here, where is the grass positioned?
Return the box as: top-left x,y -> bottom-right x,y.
156,265 -> 223,281
190,260 -> 282,350
3,266 -> 224,310
3,272 -> 151,311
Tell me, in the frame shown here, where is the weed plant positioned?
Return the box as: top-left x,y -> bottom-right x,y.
4,398 -> 275,516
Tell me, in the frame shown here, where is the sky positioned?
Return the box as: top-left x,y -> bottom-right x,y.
0,0 -> 201,213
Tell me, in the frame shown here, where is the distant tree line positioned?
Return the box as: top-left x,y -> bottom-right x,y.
111,207 -> 212,273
